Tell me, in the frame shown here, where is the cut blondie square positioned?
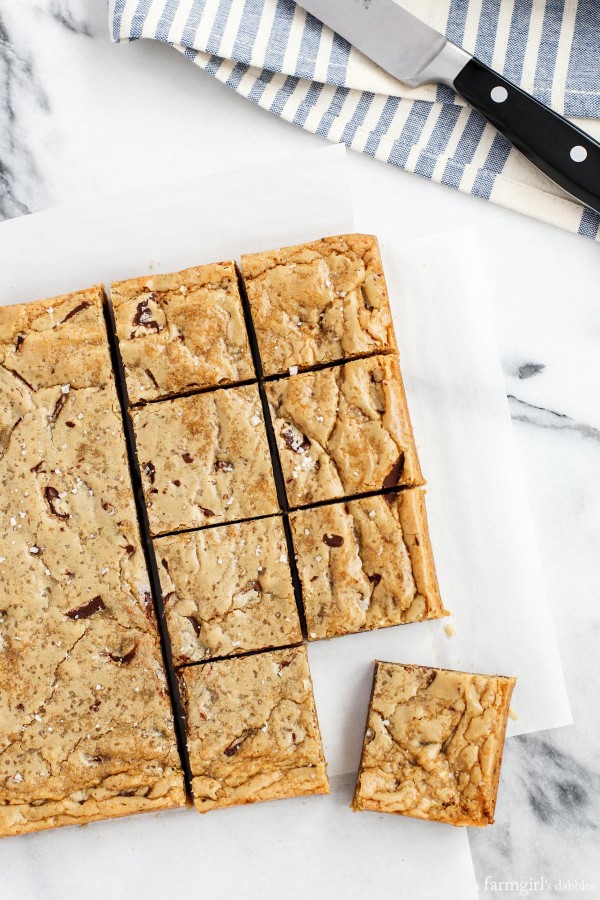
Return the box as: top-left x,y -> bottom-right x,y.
111,261 -> 254,404
131,384 -> 279,535
266,354 -> 424,507
241,234 -> 397,375
156,517 -> 301,664
179,646 -> 329,812
0,286 -> 185,836
352,662 -> 516,826
290,491 -> 447,640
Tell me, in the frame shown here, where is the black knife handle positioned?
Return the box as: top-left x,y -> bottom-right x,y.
453,58 -> 600,215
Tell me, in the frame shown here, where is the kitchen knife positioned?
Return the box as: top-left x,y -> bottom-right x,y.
300,0 -> 600,215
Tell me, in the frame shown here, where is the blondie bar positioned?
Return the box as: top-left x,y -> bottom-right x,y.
290,491 -> 446,640
352,662 -> 516,826
112,261 -> 254,403
131,385 -> 279,535
241,234 -> 396,375
180,646 -> 329,811
156,517 -> 301,664
266,355 -> 423,507
0,286 -> 185,836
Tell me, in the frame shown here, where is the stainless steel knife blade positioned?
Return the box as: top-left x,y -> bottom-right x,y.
299,0 -> 470,87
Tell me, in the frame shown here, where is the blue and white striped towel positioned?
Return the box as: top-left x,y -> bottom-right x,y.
110,0 -> 600,240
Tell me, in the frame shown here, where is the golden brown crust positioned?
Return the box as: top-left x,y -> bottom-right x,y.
111,262 -> 254,403
0,288 -> 185,838
266,355 -> 424,507
180,647 -> 329,812
131,385 -> 279,536
156,518 -> 301,664
352,662 -> 516,827
1,787 -> 186,838
290,490 -> 447,639
241,234 -> 397,376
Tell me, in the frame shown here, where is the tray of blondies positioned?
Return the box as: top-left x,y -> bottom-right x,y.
0,232 -> 515,835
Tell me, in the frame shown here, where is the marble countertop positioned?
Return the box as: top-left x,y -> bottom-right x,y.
1,2 -> 599,896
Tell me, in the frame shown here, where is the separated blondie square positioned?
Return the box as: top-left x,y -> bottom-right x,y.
290,491 -> 447,640
156,517 -> 301,665
180,646 -> 329,812
241,234 -> 396,376
112,261 -> 254,404
353,662 -> 516,827
0,286 -> 185,836
266,355 -> 424,507
131,384 -> 279,535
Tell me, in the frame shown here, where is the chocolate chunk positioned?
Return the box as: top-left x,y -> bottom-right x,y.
172,479 -> 181,487
60,300 -> 90,324
186,615 -> 202,637
14,333 -> 25,352
108,644 -> 138,665
132,297 -> 160,333
66,595 -> 106,620
422,671 -> 437,690
8,368 -> 34,391
144,368 -> 159,389
30,460 -> 45,474
382,455 -> 404,493
224,730 -> 253,757
161,558 -> 169,574
1,416 -> 22,462
49,393 -> 67,423
322,533 -> 343,547
16,703 -> 25,712
89,699 -> 101,712
182,453 -> 194,463
45,486 -> 69,520
199,506 -> 215,517
143,461 -> 156,484
124,544 -> 135,555
142,591 -> 155,621
368,573 -> 382,587
65,421 -> 76,428
281,426 -> 310,453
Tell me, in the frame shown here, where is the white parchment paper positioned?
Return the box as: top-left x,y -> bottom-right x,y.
0,146 -> 478,900
309,225 -> 572,782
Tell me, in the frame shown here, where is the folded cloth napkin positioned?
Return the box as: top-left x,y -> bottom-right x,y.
110,0 -> 600,240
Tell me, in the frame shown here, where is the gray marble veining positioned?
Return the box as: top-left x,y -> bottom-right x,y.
0,4 -> 599,898
509,395 -> 600,444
